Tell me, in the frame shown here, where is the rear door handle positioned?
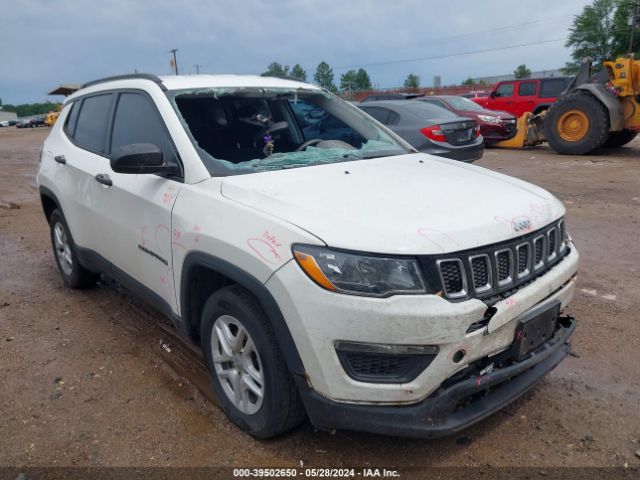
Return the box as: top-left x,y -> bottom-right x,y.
94,173 -> 113,187
54,155 -> 66,164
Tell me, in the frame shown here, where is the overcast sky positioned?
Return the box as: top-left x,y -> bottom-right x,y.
1,0 -> 591,104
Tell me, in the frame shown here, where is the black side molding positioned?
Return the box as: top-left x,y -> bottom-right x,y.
180,251 -> 306,377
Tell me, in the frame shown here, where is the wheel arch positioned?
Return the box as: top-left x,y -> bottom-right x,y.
180,251 -> 306,377
532,103 -> 552,115
39,186 -> 61,224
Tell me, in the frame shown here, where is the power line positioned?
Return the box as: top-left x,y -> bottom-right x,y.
411,14 -> 574,46
335,38 -> 567,70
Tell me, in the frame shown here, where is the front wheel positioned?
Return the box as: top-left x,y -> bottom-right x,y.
603,129 -> 637,148
544,91 -> 610,155
200,285 -> 305,438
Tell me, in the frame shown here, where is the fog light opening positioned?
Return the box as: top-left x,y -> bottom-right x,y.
453,349 -> 466,363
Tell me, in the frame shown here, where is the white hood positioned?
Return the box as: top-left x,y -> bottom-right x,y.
220,153 -> 564,255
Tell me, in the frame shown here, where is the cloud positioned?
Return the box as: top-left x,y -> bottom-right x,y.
0,0 -> 590,103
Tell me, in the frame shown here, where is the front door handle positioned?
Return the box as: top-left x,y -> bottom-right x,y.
54,155 -> 66,164
95,173 -> 113,187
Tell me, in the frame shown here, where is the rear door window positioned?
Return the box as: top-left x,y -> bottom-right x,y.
540,78 -> 568,97
518,81 -> 537,96
73,94 -> 113,154
110,92 -> 177,165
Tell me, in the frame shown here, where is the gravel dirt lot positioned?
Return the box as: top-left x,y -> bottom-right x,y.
1,127 -> 639,471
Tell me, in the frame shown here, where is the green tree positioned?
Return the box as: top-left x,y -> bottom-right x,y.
340,70 -> 358,91
611,0 -> 640,58
461,77 -> 475,86
403,73 -> 420,88
355,68 -> 372,90
313,61 -> 336,90
2,102 -> 60,117
564,0 -> 617,72
290,64 -> 307,81
261,62 -> 289,77
514,64 -> 532,79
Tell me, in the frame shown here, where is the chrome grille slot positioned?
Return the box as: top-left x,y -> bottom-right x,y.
469,254 -> 492,294
430,218 -> 568,302
495,248 -> 513,286
516,242 -> 531,278
533,235 -> 545,270
558,219 -> 566,252
437,259 -> 467,298
547,227 -> 557,261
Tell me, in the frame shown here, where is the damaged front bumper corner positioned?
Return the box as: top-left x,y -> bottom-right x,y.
296,315 -> 576,438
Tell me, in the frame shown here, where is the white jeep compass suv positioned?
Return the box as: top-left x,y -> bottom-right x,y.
38,73 -> 579,438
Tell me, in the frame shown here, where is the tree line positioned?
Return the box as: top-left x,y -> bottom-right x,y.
260,61 -> 422,92
564,0 -> 640,73
1,102 -> 60,117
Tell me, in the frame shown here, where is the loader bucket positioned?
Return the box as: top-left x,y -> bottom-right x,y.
493,112 -> 546,149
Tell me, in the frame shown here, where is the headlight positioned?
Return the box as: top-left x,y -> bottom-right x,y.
292,244 -> 427,297
477,115 -> 501,124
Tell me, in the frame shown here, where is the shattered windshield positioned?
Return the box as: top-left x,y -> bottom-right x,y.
168,86 -> 412,176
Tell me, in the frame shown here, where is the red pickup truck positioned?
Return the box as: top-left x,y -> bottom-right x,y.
473,77 -> 572,118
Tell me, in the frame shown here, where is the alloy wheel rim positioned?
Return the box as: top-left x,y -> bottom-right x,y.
211,315 -> 265,415
558,109 -> 589,142
53,222 -> 73,276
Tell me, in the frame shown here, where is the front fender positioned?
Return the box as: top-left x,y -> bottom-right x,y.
576,83 -> 625,131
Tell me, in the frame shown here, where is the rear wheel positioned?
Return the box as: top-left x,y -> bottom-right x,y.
544,92 -> 609,154
603,129 -> 637,148
49,209 -> 99,288
200,285 -> 305,438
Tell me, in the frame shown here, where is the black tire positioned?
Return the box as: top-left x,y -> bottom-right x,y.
603,129 -> 637,148
201,285 -> 305,438
49,209 -> 98,289
544,91 -> 610,155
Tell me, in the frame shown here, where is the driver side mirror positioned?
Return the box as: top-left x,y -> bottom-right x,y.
110,143 -> 179,175
490,91 -> 497,98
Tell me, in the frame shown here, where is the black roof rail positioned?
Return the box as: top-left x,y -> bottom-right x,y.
81,73 -> 167,91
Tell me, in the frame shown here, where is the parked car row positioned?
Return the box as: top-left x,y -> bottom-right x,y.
356,94 -> 517,162
359,100 -> 485,162
16,115 -> 47,128
1,115 -> 49,128
0,119 -> 18,127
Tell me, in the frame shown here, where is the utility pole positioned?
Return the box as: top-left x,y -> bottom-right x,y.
194,64 -> 203,74
169,49 -> 179,75
630,1 -> 639,55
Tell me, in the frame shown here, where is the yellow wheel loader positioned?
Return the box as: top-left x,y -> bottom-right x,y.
495,56 -> 640,154
44,104 -> 62,127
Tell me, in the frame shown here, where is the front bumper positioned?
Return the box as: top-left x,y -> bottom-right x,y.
266,245 -> 578,404
298,315 -> 576,438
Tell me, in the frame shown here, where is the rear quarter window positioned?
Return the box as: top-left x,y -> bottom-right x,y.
64,102 -> 80,137
540,79 -> 569,97
73,93 -> 114,153
361,106 -> 390,124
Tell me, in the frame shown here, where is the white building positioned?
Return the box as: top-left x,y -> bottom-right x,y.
0,110 -> 17,121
